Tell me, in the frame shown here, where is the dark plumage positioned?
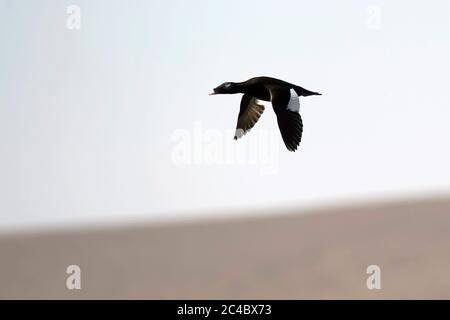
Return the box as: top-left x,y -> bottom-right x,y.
209,76 -> 321,152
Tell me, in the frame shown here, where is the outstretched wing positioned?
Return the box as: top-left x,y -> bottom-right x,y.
269,87 -> 303,152
234,94 -> 265,140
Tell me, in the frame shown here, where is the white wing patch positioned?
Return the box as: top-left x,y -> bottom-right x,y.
287,88 -> 300,112
256,99 -> 265,105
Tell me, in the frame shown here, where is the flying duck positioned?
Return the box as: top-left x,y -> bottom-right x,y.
209,76 -> 321,152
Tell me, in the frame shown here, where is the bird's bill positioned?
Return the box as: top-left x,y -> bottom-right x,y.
208,92 -> 216,95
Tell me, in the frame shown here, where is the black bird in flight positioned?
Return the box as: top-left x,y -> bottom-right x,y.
209,76 -> 321,152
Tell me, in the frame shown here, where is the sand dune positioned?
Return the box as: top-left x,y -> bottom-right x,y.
1,197 -> 450,299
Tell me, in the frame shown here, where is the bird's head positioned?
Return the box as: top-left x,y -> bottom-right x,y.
209,82 -> 239,95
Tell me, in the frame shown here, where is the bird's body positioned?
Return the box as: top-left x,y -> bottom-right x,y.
210,76 -> 321,152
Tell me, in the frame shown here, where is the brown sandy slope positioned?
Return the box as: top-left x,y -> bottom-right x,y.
1,197 -> 450,299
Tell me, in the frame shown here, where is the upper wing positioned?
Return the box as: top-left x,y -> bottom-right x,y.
234,94 -> 265,140
269,87 -> 303,152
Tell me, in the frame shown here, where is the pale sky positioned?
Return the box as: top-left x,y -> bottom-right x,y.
1,0 -> 450,230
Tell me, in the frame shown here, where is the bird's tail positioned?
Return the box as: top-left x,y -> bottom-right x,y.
294,86 -> 322,97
